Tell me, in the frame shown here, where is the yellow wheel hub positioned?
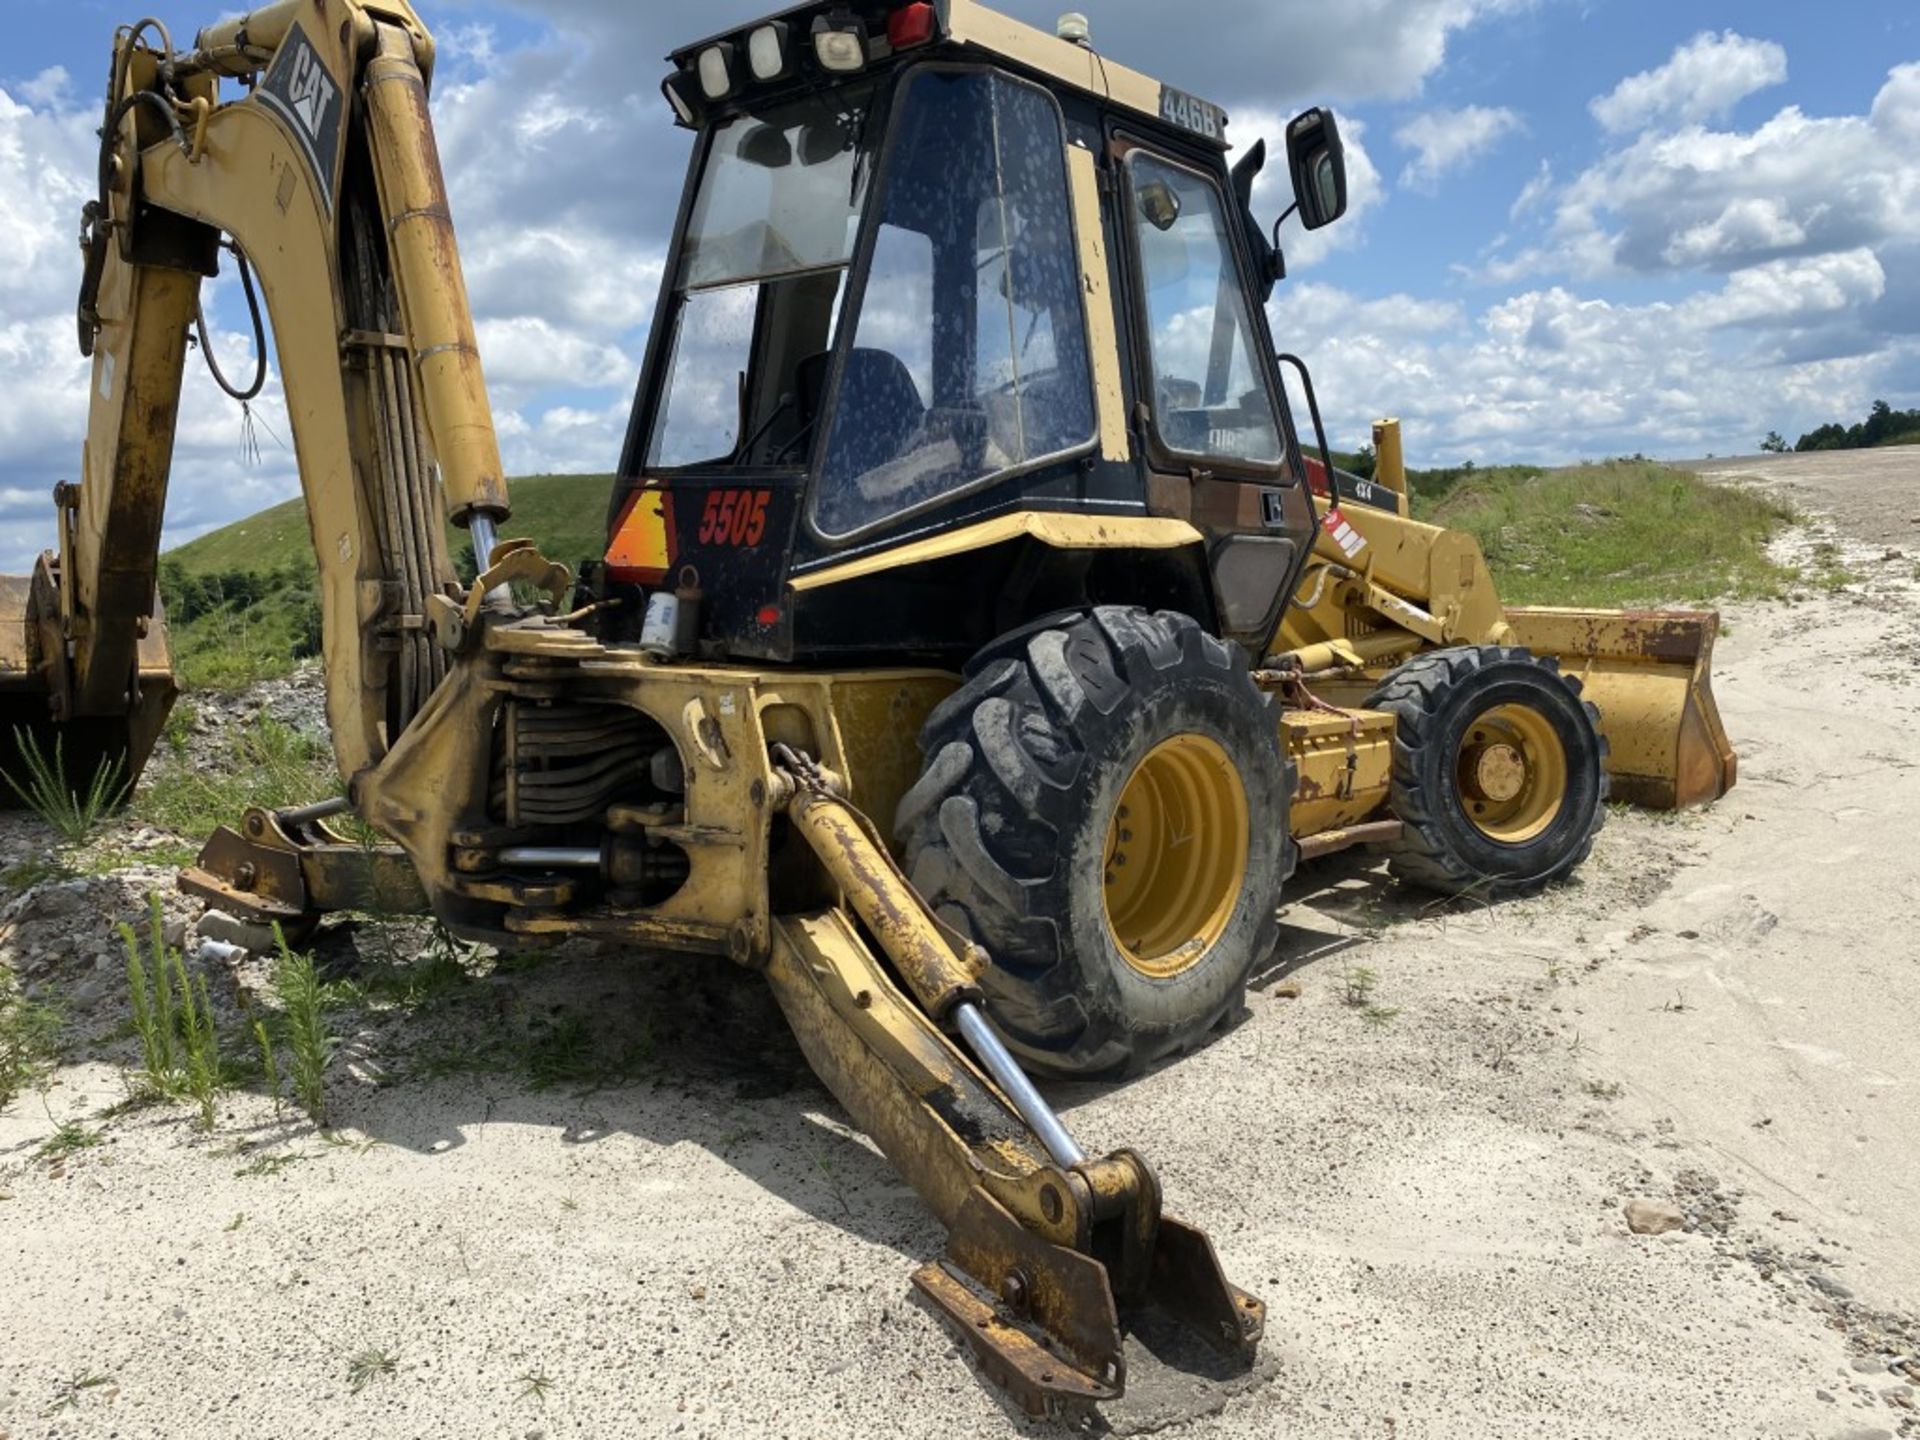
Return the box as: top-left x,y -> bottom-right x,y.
1103,734 -> 1251,979
1455,704 -> 1567,844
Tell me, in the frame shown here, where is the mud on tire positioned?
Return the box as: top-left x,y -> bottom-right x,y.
894,607 -> 1290,1078
1365,646 -> 1608,898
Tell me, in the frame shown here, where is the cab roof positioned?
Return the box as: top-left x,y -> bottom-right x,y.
667,0 -> 1230,150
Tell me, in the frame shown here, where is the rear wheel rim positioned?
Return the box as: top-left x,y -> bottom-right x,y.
1103,734 -> 1251,979
1455,703 -> 1567,844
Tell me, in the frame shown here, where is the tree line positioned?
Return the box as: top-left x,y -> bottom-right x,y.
1762,399 -> 1920,454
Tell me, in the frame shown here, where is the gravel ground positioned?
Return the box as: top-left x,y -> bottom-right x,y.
1,452 -> 1917,1439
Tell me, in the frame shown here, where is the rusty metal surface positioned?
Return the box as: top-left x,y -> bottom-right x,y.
911,1262 -> 1120,1419
941,1185 -> 1126,1394
787,783 -> 982,1020
178,803 -> 429,929
1296,818 -> 1404,862
180,825 -> 308,922
1281,706 -> 1395,837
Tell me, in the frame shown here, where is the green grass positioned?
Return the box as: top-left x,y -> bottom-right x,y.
158,473 -> 609,692
346,1348 -> 399,1393
42,1371 -> 113,1416
1415,459 -> 1797,607
36,1120 -> 103,1162
164,474 -> 613,580
130,715 -> 338,843
271,932 -> 337,1129
0,987 -> 60,1112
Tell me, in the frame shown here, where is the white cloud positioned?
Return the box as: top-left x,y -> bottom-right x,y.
1590,31 -> 1787,135
1489,64 -> 1920,281
1509,160 -> 1553,221
449,0 -> 1537,108
473,316 -> 633,392
1395,105 -> 1524,192
1272,258 -> 1915,464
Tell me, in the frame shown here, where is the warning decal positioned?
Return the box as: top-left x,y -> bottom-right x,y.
1323,507 -> 1367,560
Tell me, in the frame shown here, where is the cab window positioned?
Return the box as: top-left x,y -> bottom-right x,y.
812,69 -> 1096,540
1127,151 -> 1281,466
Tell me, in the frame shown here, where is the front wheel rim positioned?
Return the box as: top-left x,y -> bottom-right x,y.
1454,702 -> 1568,844
1103,734 -> 1251,979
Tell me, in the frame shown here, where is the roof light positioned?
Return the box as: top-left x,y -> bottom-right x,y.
811,11 -> 869,73
887,2 -> 938,49
697,42 -> 738,101
748,22 -> 794,82
661,69 -> 702,127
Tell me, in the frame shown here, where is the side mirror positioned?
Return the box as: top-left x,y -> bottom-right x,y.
1285,107 -> 1348,232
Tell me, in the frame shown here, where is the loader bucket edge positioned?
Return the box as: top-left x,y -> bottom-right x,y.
1503,606 -> 1736,810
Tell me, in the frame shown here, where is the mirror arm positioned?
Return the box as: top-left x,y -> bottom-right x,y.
1270,203 -> 1298,252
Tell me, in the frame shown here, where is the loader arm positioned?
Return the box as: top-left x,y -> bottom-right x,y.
1276,424 -> 1737,810
11,0 -> 509,790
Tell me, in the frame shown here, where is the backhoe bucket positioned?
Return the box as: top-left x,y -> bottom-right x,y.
1503,606 -> 1736,810
0,560 -> 176,807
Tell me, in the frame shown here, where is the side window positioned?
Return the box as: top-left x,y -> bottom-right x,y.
814,70 -> 1096,539
1128,152 -> 1282,466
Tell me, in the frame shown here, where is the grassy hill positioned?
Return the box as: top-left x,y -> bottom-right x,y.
1409,459 -> 1795,608
160,473 -> 613,689
159,458 -> 1794,690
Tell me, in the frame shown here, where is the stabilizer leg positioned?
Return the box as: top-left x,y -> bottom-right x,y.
764,755 -> 1263,1418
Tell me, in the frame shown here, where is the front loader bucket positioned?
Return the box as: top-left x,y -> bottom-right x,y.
1503,606 -> 1736,810
0,561 -> 176,807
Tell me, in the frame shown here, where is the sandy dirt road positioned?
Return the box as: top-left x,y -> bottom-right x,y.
2,452 -> 1917,1439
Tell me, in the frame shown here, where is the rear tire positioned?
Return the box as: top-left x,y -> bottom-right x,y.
1365,646 -> 1607,897
895,607 -> 1289,1078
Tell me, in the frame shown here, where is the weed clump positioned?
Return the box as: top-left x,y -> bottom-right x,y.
121,896 -> 223,1130
0,987 -> 60,1112
272,928 -> 336,1128
4,729 -> 126,844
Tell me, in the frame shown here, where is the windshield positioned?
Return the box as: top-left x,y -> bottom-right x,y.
647,86 -> 878,469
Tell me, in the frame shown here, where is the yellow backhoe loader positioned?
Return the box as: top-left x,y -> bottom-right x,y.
0,0 -> 1735,1417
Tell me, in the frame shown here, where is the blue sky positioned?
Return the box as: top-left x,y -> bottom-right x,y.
0,0 -> 1915,568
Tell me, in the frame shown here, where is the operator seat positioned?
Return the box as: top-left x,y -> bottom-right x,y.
798,348 -> 925,479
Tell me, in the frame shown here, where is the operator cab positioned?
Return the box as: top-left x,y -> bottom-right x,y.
603,0 -> 1347,665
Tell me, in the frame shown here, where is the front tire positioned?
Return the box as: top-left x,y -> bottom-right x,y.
1365,646 -> 1608,897
894,607 -> 1288,1078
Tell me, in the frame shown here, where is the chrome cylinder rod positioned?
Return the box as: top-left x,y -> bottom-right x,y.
467,514 -> 511,604
498,846 -> 600,869
954,1002 -> 1085,1170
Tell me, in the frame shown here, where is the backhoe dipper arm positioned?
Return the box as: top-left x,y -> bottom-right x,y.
47,0 -> 507,783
